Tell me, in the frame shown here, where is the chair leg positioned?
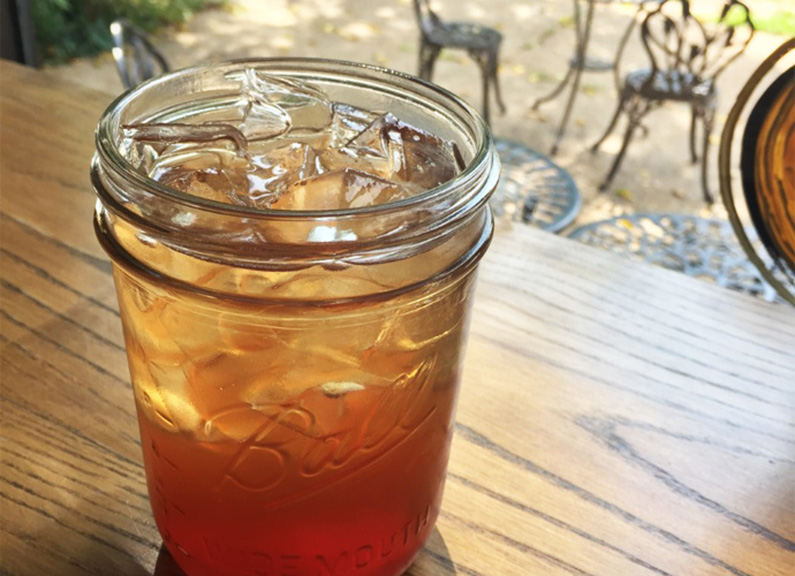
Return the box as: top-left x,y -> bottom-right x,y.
474,53 -> 491,125
591,90 -> 627,153
612,4 -> 643,94
533,0 -> 586,112
549,0 -> 596,156
599,98 -> 646,191
549,62 -> 584,156
489,49 -> 507,114
532,66 -> 574,111
418,41 -> 440,81
689,106 -> 698,164
417,39 -> 428,79
700,109 -> 715,204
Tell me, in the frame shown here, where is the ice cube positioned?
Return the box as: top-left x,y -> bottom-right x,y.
340,113 -> 462,189
155,298 -> 224,358
238,98 -> 292,141
269,168 -> 409,211
246,142 -> 325,207
122,122 -> 251,180
229,68 -> 333,137
217,313 -> 289,353
202,404 -> 276,443
130,352 -> 203,433
148,141 -> 326,208
122,122 -> 248,153
328,103 -> 380,147
341,113 -> 398,159
153,387 -> 203,433
190,350 -> 273,402
151,148 -> 254,206
124,74 -> 464,213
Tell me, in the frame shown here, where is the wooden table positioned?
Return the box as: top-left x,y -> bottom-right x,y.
1,60 -> 793,576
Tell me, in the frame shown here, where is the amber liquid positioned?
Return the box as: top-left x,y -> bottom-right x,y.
100,63 -> 492,576
114,263 -> 474,576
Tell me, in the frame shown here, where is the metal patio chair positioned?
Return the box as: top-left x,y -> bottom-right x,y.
531,0 -> 667,156
110,19 -> 170,90
569,43 -> 794,304
591,0 -> 753,203
412,0 -> 506,124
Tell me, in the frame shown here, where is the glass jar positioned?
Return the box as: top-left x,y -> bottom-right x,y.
92,59 -> 499,576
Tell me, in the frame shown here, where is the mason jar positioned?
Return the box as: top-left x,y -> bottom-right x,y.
92,59 -> 499,576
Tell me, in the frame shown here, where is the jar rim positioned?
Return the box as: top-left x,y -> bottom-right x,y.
95,57 -> 493,221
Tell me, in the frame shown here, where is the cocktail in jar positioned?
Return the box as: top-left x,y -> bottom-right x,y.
92,60 -> 499,576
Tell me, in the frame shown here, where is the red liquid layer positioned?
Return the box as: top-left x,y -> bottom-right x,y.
137,378 -> 457,576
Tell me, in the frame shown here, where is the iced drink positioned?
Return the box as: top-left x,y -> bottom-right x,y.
93,60 -> 498,576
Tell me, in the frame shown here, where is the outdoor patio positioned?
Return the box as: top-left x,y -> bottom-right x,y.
3,3 -> 794,574
40,0 -> 788,232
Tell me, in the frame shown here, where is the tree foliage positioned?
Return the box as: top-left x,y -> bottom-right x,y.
32,0 -> 222,64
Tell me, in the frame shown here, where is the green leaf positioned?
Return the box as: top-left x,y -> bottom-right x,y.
32,0 -> 227,64
615,188 -> 634,202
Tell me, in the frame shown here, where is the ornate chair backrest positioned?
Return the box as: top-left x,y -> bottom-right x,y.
640,0 -> 753,84
719,39 -> 795,305
110,19 -> 170,90
412,0 -> 444,38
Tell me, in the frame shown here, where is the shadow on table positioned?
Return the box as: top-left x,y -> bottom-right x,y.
151,527 -> 456,576
152,545 -> 186,576
405,527 -> 457,575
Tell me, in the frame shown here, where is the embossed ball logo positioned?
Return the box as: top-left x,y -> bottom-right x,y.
208,355 -> 439,509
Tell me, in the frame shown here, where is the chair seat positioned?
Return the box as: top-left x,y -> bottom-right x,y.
425,22 -> 502,50
413,0 -> 507,124
590,0 -> 753,204
625,69 -> 714,101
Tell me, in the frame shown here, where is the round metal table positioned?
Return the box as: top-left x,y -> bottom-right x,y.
568,213 -> 785,302
492,139 -> 582,233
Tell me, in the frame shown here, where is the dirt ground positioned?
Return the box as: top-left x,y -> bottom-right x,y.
40,0 -> 789,230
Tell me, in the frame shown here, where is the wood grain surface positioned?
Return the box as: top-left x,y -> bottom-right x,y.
1,60 -> 793,576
